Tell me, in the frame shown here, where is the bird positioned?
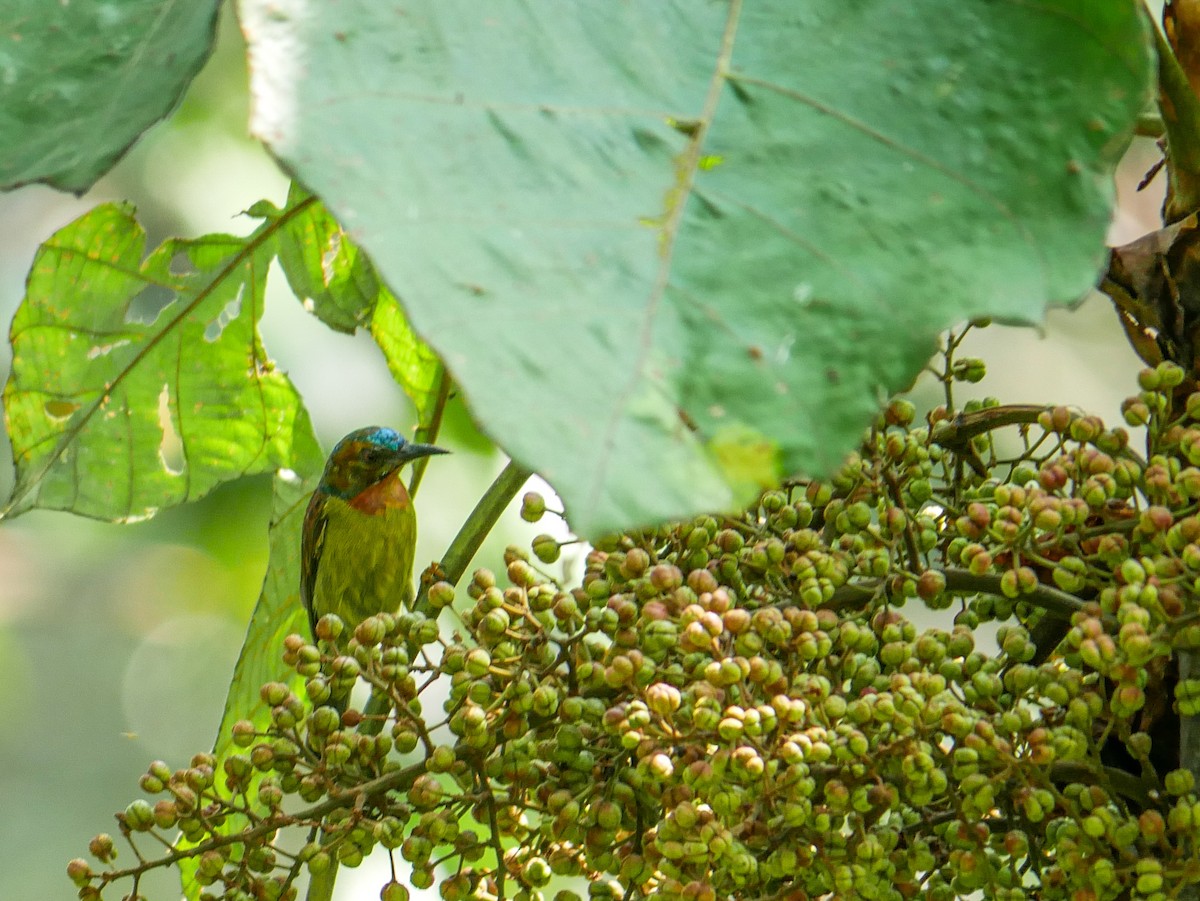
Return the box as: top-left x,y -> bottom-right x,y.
301,426 -> 448,642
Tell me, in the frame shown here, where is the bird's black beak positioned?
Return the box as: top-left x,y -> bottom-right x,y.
401,442 -> 450,462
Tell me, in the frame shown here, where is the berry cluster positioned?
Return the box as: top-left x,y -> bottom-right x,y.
73,351 -> 1200,900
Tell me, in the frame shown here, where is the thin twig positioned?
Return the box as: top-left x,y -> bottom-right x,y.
101,762 -> 425,884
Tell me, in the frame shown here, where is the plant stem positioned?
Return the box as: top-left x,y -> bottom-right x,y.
1136,111 -> 1165,137
941,568 -> 1105,624
412,458 -> 534,616
826,568 -> 1112,628
931,404 -> 1049,451
408,365 -> 452,499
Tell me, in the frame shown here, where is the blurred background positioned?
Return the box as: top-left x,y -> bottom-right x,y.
0,7 -> 1164,900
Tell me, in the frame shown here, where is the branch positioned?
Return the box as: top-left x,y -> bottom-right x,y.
1047,760 -> 1154,809
931,404 -> 1049,452
825,568 -> 1112,628
882,467 -> 922,573
412,458 -> 534,617
100,762 -> 425,885
942,568 -> 1106,624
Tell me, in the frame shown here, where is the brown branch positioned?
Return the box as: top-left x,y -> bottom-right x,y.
942,568 -> 1107,625
1047,760 -> 1154,809
97,761 -> 425,884
824,568 -> 1112,628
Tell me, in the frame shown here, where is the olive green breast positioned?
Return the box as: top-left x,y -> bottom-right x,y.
311,494 -> 417,628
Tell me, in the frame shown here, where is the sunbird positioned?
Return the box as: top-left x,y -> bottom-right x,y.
301,426 -> 448,640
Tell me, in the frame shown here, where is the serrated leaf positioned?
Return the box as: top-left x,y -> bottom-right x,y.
3,200 -> 317,521
241,0 -> 1152,537
176,452 -> 321,899
0,0 -> 220,192
262,184 -> 443,423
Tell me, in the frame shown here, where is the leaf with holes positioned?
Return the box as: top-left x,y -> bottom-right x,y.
242,0 -> 1152,536
2,199 -> 318,521
1,0 -> 220,192
255,183 -> 443,423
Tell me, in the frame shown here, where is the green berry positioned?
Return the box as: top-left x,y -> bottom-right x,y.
67,859 -> 93,887
521,492 -> 547,522
532,533 -> 561,564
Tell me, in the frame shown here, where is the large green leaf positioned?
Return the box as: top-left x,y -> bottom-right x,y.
3,201 -> 316,520
0,0 -> 220,192
254,184 -> 443,424
241,0 -> 1152,537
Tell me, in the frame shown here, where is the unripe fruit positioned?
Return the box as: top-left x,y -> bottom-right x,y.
885,398 -> 916,426
1051,556 -> 1087,592
355,615 -> 386,645
124,799 -> 154,831
532,533 -> 561,564
465,648 -> 491,677
1123,398 -> 1151,427
315,614 -> 344,642
1159,360 -> 1185,387
648,753 -> 674,779
87,833 -> 116,863
1166,768 -> 1196,796
1138,367 -> 1161,391
916,570 -> 946,603
67,859 -> 93,887
967,549 -> 992,576
650,564 -> 683,592
427,580 -> 455,609
952,358 -> 986,383
646,682 -> 682,716
521,492 -> 547,522
999,569 -> 1019,599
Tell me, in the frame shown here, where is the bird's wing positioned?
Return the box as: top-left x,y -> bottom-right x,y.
300,490 -> 329,641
